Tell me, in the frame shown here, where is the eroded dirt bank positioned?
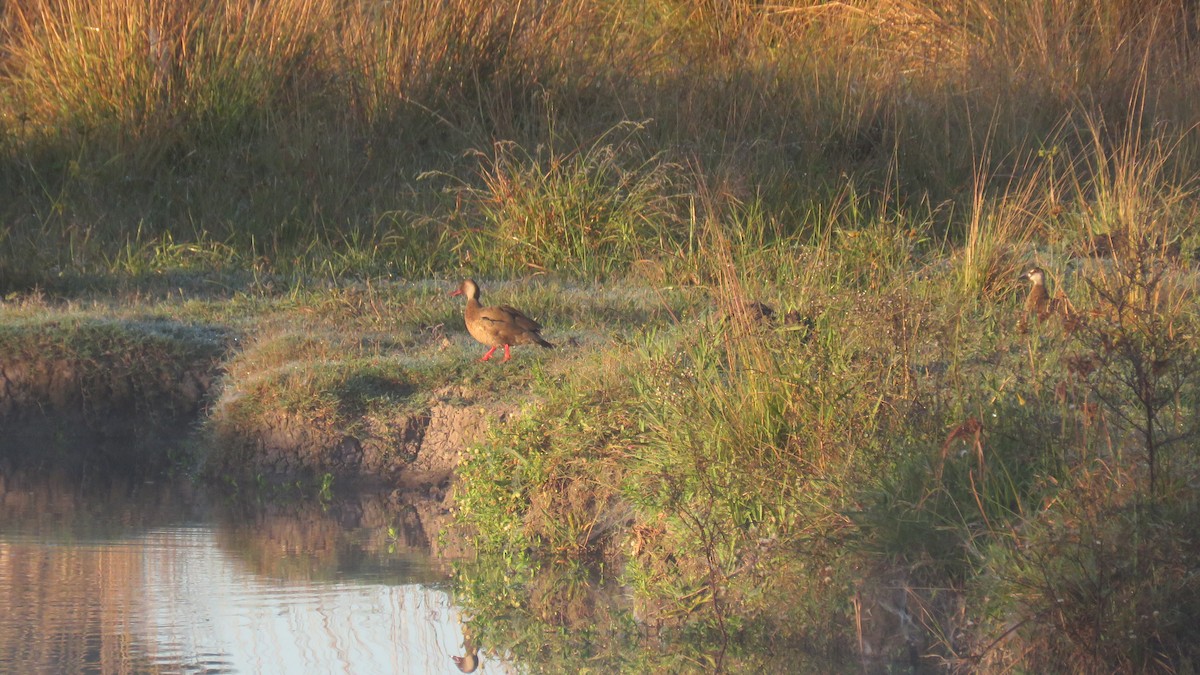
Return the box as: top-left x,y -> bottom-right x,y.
0,318 -> 506,549
0,318 -> 224,472
205,385 -> 509,490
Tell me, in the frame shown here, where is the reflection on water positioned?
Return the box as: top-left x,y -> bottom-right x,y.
0,469 -> 512,674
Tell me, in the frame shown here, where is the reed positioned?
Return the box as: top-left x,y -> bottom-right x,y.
3,0 -> 1198,284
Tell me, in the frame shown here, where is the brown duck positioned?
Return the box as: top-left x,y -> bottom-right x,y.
1019,266 -> 1053,323
451,279 -> 554,362
1018,266 -> 1077,331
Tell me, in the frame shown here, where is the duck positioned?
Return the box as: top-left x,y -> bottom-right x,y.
1019,266 -> 1053,323
1019,265 -> 1078,332
452,618 -> 480,673
451,650 -> 478,673
451,279 -> 554,362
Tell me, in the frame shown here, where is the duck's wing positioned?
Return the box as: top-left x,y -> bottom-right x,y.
491,305 -> 543,333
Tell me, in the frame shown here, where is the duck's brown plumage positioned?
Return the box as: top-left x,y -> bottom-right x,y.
451,279 -> 554,362
1019,266 -> 1078,332
1020,266 -> 1053,322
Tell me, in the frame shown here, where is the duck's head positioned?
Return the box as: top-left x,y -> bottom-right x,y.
1019,267 -> 1045,285
452,652 -> 479,673
451,279 -> 481,300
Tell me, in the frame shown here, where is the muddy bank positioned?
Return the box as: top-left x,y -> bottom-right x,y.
205,385 -> 510,489
201,383 -> 510,559
0,317 -> 510,556
0,317 -> 501,476
0,318 -> 225,472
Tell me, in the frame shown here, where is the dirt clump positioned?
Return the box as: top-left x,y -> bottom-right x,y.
207,385 -> 512,489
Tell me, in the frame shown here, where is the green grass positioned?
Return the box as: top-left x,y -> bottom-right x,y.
450,149 -> 1200,668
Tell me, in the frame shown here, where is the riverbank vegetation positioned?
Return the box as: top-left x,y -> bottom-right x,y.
3,0 -> 1200,670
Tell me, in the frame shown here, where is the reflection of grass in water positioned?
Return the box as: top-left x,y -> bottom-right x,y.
0,468 -> 205,539
210,489 -> 451,586
0,469 -> 465,674
452,555 -> 862,673
0,472 -> 183,675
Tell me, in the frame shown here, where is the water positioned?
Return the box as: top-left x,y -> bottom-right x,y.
0,469 -> 507,674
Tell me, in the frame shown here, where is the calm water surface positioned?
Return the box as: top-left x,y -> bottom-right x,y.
0,469 -> 508,674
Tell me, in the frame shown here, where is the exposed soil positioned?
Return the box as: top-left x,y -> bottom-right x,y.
206,385 -> 509,487
0,323 -> 219,473
0,328 -> 506,560
204,384 -> 513,559
0,358 -> 213,425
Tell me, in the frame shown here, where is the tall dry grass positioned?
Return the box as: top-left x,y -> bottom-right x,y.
2,0 -> 1198,284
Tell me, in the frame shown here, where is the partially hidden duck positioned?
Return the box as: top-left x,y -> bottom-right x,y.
1018,265 -> 1078,332
451,279 -> 554,362
1019,266 -> 1054,323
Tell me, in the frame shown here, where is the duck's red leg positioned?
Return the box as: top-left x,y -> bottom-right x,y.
480,346 -> 498,361
502,344 -> 512,362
